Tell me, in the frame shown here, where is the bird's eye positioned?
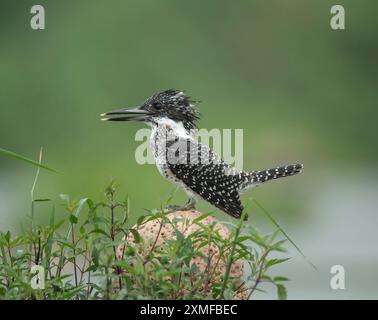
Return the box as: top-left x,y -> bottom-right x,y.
152,103 -> 161,110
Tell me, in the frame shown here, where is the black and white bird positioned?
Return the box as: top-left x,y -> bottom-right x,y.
101,89 -> 303,220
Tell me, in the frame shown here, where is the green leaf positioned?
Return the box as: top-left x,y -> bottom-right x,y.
265,258 -> 290,269
236,236 -> 250,243
4,231 -> 11,243
192,211 -> 213,224
55,239 -> 75,250
276,284 -> 287,300
0,147 -> 56,172
88,228 -> 109,237
125,246 -> 136,256
85,265 -> 98,273
65,198 -> 89,240
69,214 -> 78,224
129,229 -> 142,244
10,236 -> 23,247
91,247 -> 99,268
271,239 -> 287,251
273,276 -> 290,282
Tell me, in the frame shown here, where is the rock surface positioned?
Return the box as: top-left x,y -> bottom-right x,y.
117,210 -> 248,299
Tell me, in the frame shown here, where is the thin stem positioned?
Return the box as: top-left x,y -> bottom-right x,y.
219,209 -> 247,298
87,271 -> 92,299
29,148 -> 43,265
143,220 -> 163,266
248,248 -> 271,299
79,244 -> 89,285
30,148 -> 43,225
7,245 -> 13,268
233,281 -> 247,297
71,225 -> 78,287
35,230 -> 41,265
108,191 -> 123,291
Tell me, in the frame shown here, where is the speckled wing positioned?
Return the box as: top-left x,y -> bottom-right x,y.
166,137 -> 247,220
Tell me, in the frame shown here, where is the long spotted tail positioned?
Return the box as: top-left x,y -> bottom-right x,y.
242,163 -> 303,190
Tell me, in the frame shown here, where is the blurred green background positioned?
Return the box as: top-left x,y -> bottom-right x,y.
1,0 -> 377,298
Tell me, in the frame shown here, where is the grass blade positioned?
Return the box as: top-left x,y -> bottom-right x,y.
253,198 -> 317,271
0,147 -> 56,172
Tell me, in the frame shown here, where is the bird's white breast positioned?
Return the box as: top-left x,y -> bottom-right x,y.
149,117 -> 192,160
149,118 -> 196,198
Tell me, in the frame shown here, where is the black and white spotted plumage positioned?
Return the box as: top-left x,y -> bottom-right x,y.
161,134 -> 302,220
240,164 -> 304,190
165,136 -> 246,219
102,89 -> 303,220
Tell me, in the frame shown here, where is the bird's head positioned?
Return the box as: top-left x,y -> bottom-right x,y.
101,89 -> 201,131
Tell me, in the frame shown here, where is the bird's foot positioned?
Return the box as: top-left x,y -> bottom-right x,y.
165,198 -> 196,213
165,204 -> 185,211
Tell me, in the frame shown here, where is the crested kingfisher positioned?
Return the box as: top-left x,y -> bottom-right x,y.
101,89 -> 303,220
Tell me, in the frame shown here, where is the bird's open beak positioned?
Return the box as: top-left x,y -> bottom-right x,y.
101,106 -> 149,122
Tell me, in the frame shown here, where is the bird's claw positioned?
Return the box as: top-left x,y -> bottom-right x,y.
165,204 -> 185,211
165,198 -> 196,213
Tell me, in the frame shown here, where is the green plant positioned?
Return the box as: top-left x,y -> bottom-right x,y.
0,147 -> 55,172
0,181 -> 290,300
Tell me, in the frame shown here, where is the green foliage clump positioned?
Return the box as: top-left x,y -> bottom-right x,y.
0,182 -> 289,300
